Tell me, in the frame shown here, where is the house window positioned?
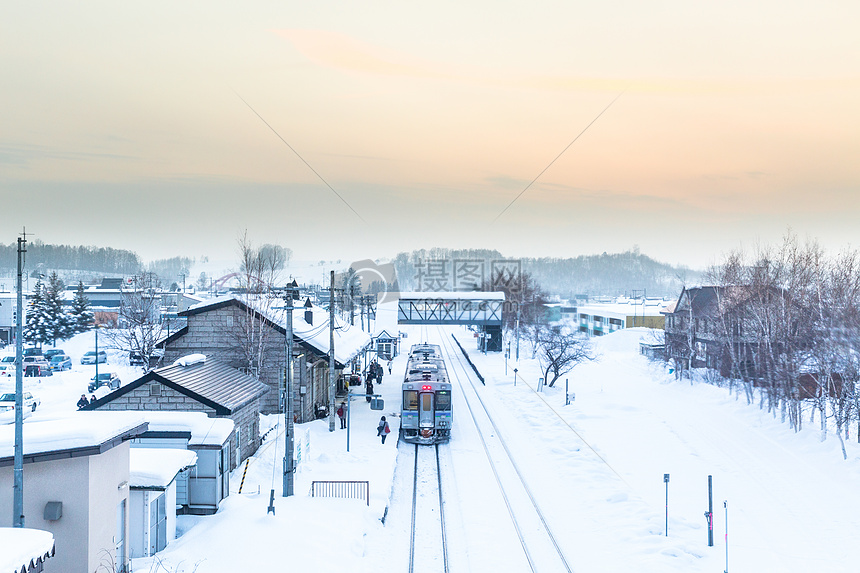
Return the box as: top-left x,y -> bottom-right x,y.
150,384 -> 161,397
226,316 -> 234,328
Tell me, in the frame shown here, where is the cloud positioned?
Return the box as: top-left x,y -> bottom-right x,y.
274,29 -> 860,96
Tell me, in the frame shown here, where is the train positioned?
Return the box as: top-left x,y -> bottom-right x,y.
400,343 -> 452,444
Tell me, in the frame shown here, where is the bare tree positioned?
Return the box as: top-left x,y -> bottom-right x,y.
103,272 -> 164,372
232,232 -> 285,377
534,327 -> 595,387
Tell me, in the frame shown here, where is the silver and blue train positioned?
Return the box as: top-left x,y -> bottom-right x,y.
400,344 -> 452,444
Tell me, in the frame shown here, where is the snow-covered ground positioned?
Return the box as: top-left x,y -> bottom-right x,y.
7,322 -> 860,572
0,331 -> 151,419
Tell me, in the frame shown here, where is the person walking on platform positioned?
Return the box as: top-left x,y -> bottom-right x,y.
337,402 -> 347,429
365,379 -> 374,403
377,416 -> 391,444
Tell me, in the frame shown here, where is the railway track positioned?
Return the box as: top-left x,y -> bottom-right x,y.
408,443 -> 449,573
436,327 -> 575,573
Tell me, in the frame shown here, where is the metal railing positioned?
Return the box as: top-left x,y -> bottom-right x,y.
310,480 -> 370,506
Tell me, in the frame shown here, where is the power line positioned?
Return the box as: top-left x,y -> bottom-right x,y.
232,90 -> 367,225
491,88 -> 627,224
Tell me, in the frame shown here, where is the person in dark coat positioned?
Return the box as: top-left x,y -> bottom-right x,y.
377,415 -> 391,444
337,402 -> 347,429
77,394 -> 89,409
365,379 -> 374,403
387,359 -> 392,375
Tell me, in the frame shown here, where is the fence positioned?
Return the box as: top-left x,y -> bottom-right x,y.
450,334 -> 485,385
310,480 -> 370,506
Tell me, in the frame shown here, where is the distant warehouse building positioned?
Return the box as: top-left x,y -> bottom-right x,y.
574,299 -> 668,337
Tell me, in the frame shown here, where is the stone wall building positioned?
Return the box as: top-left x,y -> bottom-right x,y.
85,356 -> 267,469
161,295 -> 371,419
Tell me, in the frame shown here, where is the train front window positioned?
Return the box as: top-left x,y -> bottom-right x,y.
421,393 -> 433,411
436,391 -> 451,410
403,391 -> 418,410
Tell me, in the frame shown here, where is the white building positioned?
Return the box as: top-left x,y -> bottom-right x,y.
0,414 -> 148,573
573,299 -> 669,337
128,448 -> 197,558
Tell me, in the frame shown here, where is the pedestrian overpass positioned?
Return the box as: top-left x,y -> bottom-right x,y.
396,292 -> 505,351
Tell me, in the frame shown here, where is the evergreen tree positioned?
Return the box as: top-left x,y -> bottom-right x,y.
44,272 -> 72,344
69,281 -> 94,334
23,280 -> 50,347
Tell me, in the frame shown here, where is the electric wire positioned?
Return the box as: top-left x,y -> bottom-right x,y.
232,90 -> 367,224
492,89 -> 627,224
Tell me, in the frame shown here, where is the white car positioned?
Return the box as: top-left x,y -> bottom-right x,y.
0,364 -> 16,377
0,392 -> 40,424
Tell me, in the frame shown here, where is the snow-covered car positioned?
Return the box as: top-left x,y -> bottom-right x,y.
49,354 -> 72,371
81,350 -> 107,365
0,391 -> 40,412
88,372 -> 120,392
1,355 -> 14,365
0,364 -> 15,377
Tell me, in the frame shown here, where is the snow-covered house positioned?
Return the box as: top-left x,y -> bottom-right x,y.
372,329 -> 400,359
0,414 -> 148,573
128,448 -> 197,558
0,527 -> 55,573
84,355 -> 265,471
162,295 -> 371,417
128,412 -> 235,515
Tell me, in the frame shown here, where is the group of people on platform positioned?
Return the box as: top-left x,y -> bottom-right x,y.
333,356 -> 393,444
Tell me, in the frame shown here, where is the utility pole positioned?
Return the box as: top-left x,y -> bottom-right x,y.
282,280 -> 298,496
13,231 -> 26,527
349,284 -> 355,326
328,271 -> 336,432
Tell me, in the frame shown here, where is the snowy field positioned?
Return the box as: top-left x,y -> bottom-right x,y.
6,321 -> 860,572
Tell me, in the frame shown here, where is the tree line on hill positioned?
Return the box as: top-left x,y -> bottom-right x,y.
0,241 -> 142,275
390,247 -> 698,299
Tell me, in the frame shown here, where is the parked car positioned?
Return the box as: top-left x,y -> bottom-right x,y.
49,354 -> 72,371
22,347 -> 41,358
0,391 -> 40,412
81,350 -> 108,365
129,348 -> 165,367
1,356 -> 15,364
88,372 -> 120,392
43,348 -> 65,361
24,363 -> 52,377
0,364 -> 16,377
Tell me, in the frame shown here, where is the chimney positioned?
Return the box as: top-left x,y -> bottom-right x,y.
304,297 -> 313,325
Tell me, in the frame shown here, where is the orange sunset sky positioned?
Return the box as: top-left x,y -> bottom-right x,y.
2,1 -> 858,268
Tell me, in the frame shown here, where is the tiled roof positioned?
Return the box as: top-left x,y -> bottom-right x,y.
86,357 -> 267,415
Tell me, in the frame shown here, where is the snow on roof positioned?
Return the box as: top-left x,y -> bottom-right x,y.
0,527 -> 54,572
285,304 -> 370,365
135,411 -> 235,446
186,295 -> 370,365
0,412 -> 147,459
174,353 -> 206,367
575,300 -> 669,318
398,291 -> 506,301
129,448 -> 198,489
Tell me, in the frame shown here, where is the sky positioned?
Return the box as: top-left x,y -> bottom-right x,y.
2,1 -> 859,269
